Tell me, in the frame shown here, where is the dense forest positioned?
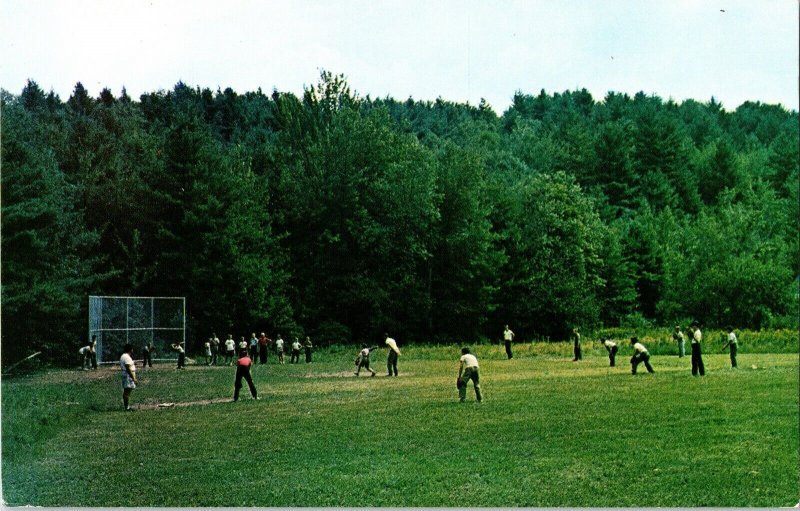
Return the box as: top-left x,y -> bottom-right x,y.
2,72 -> 798,365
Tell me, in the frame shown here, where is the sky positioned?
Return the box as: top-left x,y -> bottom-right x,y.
1,0 -> 798,113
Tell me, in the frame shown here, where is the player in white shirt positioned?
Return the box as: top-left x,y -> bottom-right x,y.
290,338 -> 302,363
171,342 -> 186,369
722,326 -> 738,368
224,335 -> 236,365
599,338 -> 618,367
630,337 -> 654,374
120,343 -> 138,411
275,335 -> 285,364
503,325 -> 515,359
78,344 -> 92,371
457,347 -> 482,402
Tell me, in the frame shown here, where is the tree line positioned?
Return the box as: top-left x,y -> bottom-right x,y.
2,72 -> 798,366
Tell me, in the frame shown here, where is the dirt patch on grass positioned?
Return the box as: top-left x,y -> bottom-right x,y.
300,371 -> 414,378
134,397 -> 234,410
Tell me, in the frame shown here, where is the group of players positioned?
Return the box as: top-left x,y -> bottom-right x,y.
114,323 -> 741,411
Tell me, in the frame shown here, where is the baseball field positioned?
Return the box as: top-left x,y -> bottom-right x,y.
2,342 -> 798,507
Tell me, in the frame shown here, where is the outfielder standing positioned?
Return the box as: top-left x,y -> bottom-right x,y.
688,323 -> 706,376
120,343 -> 138,411
571,328 -> 582,361
503,325 -> 515,359
722,326 -> 738,368
673,325 -> 685,358
385,333 -> 400,377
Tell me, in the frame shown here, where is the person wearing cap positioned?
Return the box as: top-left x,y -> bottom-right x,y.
120,343 -> 138,411
384,333 -> 400,376
722,326 -> 738,368
688,323 -> 705,376
630,337 -> 654,374
233,349 -> 258,401
672,325 -> 685,358
599,338 -> 618,367
457,347 -> 482,402
571,327 -> 582,362
503,325 -> 515,359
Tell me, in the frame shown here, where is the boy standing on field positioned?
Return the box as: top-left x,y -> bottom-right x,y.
142,340 -> 155,368
385,333 -> 400,376
90,335 -> 98,370
571,328 -> 582,361
673,325 -> 685,358
304,336 -> 314,363
275,335 -> 285,364
204,338 -> 212,365
258,332 -> 269,364
224,335 -> 236,365
722,326 -> 738,368
503,325 -> 515,359
630,337 -> 654,374
599,338 -> 618,367
120,343 -> 138,411
211,333 -> 220,366
688,323 -> 705,376
457,347 -> 482,402
249,333 -> 259,363
290,338 -> 302,364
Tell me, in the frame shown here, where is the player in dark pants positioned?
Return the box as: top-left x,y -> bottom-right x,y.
385,334 -> 400,376
142,341 -> 155,368
630,337 -> 654,374
258,332 -> 269,365
304,337 -> 313,363
89,335 -> 98,370
503,325 -> 515,359
355,344 -> 378,376
722,326 -> 738,368
600,338 -> 618,367
233,350 -> 258,401
457,347 -> 482,402
572,328 -> 582,361
689,324 -> 705,376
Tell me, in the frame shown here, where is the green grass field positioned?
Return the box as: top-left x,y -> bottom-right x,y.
2,343 -> 798,507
